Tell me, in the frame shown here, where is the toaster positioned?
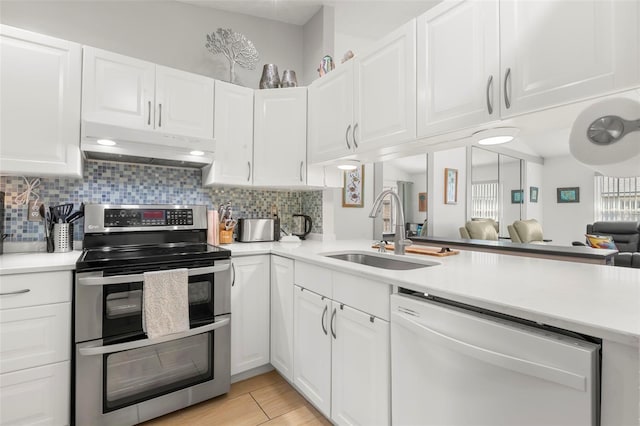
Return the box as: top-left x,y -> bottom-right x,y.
236,218 -> 279,242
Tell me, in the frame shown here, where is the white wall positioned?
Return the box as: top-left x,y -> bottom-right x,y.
432,147 -> 467,238
525,161 -> 544,225
0,1 -> 303,89
302,6 -> 334,86
501,159 -> 522,237
409,172 -> 428,224
332,163 -> 375,240
541,155 -> 595,246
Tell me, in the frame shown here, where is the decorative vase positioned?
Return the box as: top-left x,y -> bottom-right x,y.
281,70 -> 298,87
259,64 -> 281,89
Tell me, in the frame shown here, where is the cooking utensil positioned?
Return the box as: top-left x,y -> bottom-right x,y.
53,203 -> 74,223
224,219 -> 237,231
587,115 -> 640,145
40,204 -> 54,253
66,210 -> 84,224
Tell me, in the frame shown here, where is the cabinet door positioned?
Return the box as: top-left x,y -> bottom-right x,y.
0,25 -> 82,177
155,65 -> 214,140
417,0 -> 499,138
331,304 -> 390,426
204,81 -> 254,186
293,286 -> 331,417
500,0 -> 639,117
82,46 -> 155,129
353,19 -> 416,152
230,255 -> 270,376
270,255 -> 294,381
308,64 -> 354,164
0,361 -> 70,426
0,303 -> 70,374
253,88 -> 308,187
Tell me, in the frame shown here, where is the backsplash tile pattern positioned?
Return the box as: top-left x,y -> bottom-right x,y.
0,161 -> 322,243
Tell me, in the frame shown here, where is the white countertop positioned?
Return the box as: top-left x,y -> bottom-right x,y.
3,240 -> 638,345
230,240 -> 640,345
0,250 -> 82,275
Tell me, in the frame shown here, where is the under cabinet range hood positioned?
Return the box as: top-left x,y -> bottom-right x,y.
81,121 -> 215,168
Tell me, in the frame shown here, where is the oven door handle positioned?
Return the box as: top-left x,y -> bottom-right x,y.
77,264 -> 230,286
78,318 -> 230,356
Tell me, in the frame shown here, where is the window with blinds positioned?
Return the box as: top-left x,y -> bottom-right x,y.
594,175 -> 640,221
471,182 -> 499,221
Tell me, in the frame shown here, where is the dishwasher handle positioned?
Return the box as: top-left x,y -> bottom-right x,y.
392,311 -> 587,391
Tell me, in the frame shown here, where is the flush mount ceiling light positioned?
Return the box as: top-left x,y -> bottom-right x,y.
336,159 -> 360,171
190,150 -> 205,156
473,127 -> 519,146
97,139 -> 116,146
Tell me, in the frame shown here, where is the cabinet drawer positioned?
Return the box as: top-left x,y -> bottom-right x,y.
333,272 -> 391,321
0,361 -> 70,426
0,303 -> 71,374
294,262 -> 332,297
0,271 -> 71,310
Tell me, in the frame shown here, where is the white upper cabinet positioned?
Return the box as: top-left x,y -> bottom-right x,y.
82,47 -> 155,130
203,81 -> 254,186
417,0 -> 500,138
308,19 -> 416,165
155,65 -> 214,139
500,0 -> 639,117
253,88 -> 307,187
354,19 -> 417,151
0,25 -> 82,177
308,64 -> 354,164
82,47 -> 214,139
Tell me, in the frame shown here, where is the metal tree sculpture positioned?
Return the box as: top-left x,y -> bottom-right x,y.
205,28 -> 259,84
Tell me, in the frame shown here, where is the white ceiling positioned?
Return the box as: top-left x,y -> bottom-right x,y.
386,155 -> 427,175
178,0 -> 324,25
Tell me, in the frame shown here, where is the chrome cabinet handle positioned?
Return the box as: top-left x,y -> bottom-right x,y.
353,123 -> 359,149
345,124 -> 352,150
78,318 -> 230,356
247,161 -> 251,182
321,305 -> 328,335
0,289 -> 30,296
78,263 -> 230,286
504,68 -> 511,109
299,161 -> 304,182
147,101 -> 151,125
330,307 -> 337,339
486,75 -> 494,115
158,103 -> 163,127
231,262 -> 236,287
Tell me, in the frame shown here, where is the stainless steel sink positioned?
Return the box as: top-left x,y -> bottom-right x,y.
324,252 -> 436,270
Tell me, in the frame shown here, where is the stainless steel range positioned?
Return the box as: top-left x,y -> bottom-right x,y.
74,204 -> 231,425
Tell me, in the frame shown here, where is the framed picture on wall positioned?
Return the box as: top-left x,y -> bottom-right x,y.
511,189 -> 524,204
418,192 -> 427,212
444,168 -> 458,205
530,186 -> 539,203
342,165 -> 365,208
557,187 -> 580,203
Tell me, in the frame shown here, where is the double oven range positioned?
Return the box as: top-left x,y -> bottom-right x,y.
74,204 -> 231,425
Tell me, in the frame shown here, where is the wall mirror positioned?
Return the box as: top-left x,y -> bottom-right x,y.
470,147 -> 523,237
380,154 -> 429,237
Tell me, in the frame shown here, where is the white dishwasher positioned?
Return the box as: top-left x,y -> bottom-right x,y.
390,292 -> 600,426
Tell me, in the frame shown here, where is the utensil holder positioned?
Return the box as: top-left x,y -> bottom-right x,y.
53,223 -> 73,253
219,224 -> 233,244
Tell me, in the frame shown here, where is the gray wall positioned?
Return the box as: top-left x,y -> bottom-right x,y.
0,0 -> 304,89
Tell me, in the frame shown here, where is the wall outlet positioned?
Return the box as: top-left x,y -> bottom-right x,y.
28,201 -> 43,222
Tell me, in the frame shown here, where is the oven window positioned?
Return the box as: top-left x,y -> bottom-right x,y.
104,332 -> 213,412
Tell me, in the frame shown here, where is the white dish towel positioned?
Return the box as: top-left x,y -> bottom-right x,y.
142,268 -> 190,339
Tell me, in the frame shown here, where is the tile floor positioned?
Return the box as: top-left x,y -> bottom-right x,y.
141,370 -> 331,426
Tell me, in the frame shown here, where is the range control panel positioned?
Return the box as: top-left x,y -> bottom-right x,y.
104,208 -> 194,227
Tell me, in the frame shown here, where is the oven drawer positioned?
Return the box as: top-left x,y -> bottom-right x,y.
0,302 -> 71,373
0,271 -> 72,310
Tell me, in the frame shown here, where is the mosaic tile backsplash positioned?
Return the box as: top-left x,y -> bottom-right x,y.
0,161 -> 323,242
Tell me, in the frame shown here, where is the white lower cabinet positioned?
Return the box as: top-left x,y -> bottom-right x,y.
0,271 -> 72,425
270,255 -> 294,381
0,361 -> 70,425
292,262 -> 391,426
230,255 -> 270,376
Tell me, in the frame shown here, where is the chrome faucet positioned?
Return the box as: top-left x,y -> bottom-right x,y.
369,189 -> 412,255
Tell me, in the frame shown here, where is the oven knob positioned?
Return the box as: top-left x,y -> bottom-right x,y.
120,210 -> 126,217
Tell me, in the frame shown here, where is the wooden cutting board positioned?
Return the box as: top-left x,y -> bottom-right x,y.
371,244 -> 459,257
